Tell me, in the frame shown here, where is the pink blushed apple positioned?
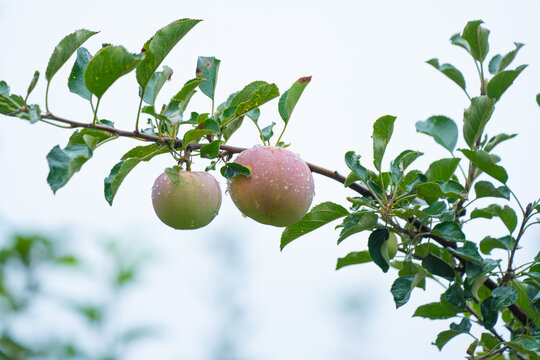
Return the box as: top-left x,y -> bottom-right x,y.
228,146 -> 314,227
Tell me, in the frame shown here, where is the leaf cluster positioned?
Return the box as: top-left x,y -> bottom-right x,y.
280,20 -> 540,358
0,19 -> 312,202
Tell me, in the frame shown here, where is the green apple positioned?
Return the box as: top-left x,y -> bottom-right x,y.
152,170 -> 222,229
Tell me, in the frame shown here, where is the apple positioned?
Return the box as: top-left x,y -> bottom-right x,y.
151,170 -> 222,229
387,231 -> 398,259
228,146 -> 315,227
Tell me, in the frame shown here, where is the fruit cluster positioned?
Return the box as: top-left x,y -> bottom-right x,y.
151,146 -> 315,229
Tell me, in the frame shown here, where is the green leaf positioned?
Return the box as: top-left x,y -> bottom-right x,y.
496,205 -> 517,233
336,251 -> 371,270
390,151 -> 423,187
84,46 -> 143,98
46,144 -> 92,193
425,158 -> 461,182
67,128 -> 114,150
229,81 -> 266,107
246,108 -> 260,122
202,118 -> 219,132
470,204 -> 517,233
390,150 -> 423,184
435,319 -> 471,350
421,254 -> 455,281
484,133 -> 517,153
413,302 -> 458,320
337,212 -> 378,244
226,82 -> 279,122
463,96 -> 495,149
415,182 -> 443,203
450,33 -> 471,53
200,140 -> 223,159
164,79 -> 205,124
480,297 -> 498,329
278,76 -> 311,123
220,163 -> 251,179
280,202 -> 349,250
195,56 -> 220,101
45,29 -> 97,82
141,105 -> 168,123
488,42 -> 524,75
422,201 -> 447,217
460,149 -> 508,183
182,129 -> 214,145
416,181 -> 464,204
448,241 -> 483,263
445,284 -> 466,310
26,71 -> 40,100
416,115 -> 458,152
395,262 -> 426,292
431,221 -> 465,242
372,115 -> 396,171
434,331 -> 462,351
474,181 -> 510,200
537,94 -> 540,107
391,276 -> 415,308
0,80 -> 9,97
164,166 -> 182,185
68,47 -> 92,100
136,19 -> 201,89
104,144 -> 167,205
0,85 -> 24,115
487,65 -> 527,101
172,78 -> 205,103
222,116 -> 244,141
492,286 -> 518,309
470,204 -> 499,219
426,59 -> 467,95
461,20 -> 490,63
261,122 -> 276,142
140,65 -> 173,105
488,55 -> 502,75
480,333 -> 500,351
480,235 -> 513,255
105,163 -> 140,199
507,338 -> 540,356
344,151 -> 368,182
14,103 -> 41,123
368,229 -> 390,273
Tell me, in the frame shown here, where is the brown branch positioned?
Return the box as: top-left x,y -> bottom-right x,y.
43,113 -> 374,197
39,112 -> 536,329
43,113 -> 184,147
507,204 -> 533,274
471,345 -> 510,360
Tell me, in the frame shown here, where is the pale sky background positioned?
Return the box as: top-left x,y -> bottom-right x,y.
1,0 -> 539,359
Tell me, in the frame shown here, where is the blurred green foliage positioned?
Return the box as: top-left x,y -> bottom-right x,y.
0,230 -> 154,360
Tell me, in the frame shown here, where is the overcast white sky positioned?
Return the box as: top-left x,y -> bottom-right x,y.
1,0 -> 540,359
